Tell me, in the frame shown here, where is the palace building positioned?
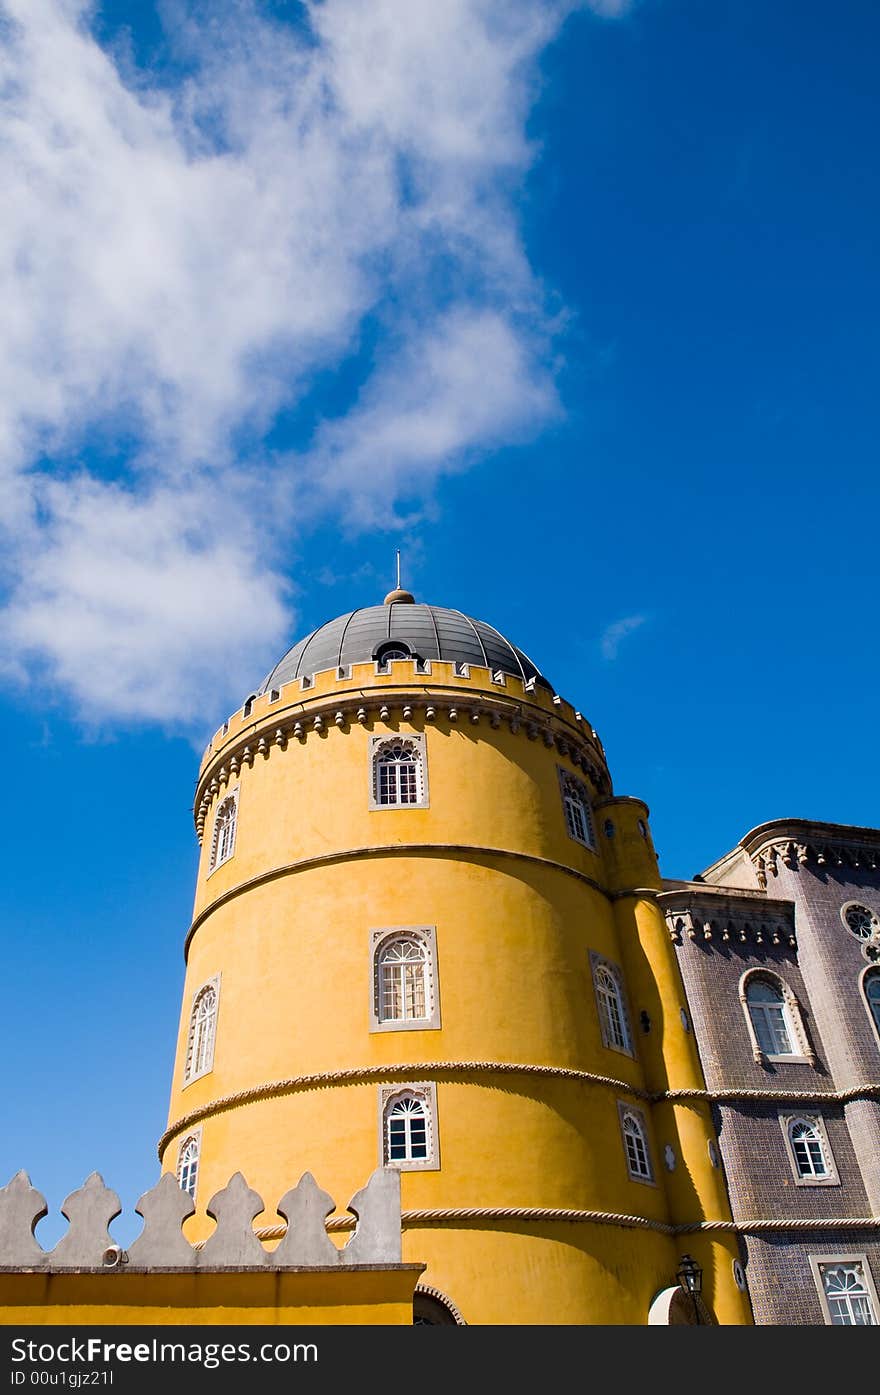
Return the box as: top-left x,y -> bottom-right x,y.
160,587 -> 751,1326
4,587 -> 878,1326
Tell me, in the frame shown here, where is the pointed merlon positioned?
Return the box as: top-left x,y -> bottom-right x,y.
342,1166 -> 401,1265
274,1172 -> 341,1267
127,1173 -> 196,1267
50,1173 -> 122,1268
199,1172 -> 267,1268
0,1171 -> 48,1268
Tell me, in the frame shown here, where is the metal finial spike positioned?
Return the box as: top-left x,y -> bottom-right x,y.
384,550 -> 415,606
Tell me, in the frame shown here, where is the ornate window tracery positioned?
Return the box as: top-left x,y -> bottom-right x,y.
379,1084 -> 438,1170
184,979 -> 219,1084
813,1260 -> 878,1325
558,768 -> 595,848
371,927 -> 440,1032
209,790 -> 238,872
740,971 -> 813,1065
619,1106 -> 653,1182
591,954 -> 633,1056
177,1133 -> 201,1201
370,735 -> 428,809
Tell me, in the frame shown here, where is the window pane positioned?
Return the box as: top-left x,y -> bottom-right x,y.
750,1002 -> 793,1055
823,1265 -> 876,1326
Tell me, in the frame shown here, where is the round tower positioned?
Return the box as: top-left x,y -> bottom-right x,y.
160,592 -> 752,1325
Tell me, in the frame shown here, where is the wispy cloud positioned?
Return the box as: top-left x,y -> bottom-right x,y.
600,614 -> 648,661
0,0 -> 629,727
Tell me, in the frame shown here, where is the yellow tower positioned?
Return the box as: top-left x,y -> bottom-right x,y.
160,590 -> 752,1325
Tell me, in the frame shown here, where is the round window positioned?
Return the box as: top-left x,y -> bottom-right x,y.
841,903 -> 880,941
733,1260 -> 747,1291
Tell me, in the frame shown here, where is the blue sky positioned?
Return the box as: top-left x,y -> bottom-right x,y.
1,0 -> 878,1245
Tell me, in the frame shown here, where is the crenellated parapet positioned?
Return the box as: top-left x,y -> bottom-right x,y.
750,838 -> 880,890
660,886 -> 797,950
192,660 -> 611,844
699,819 -> 880,894
0,1167 -> 400,1271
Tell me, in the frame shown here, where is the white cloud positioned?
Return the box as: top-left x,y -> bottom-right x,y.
1,473 -> 290,724
308,307 -> 561,527
600,614 -> 648,661
0,0 -> 628,727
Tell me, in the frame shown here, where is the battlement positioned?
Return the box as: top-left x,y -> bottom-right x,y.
200,659 -> 605,775
0,1167 -> 401,1271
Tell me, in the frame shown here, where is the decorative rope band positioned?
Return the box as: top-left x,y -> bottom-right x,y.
250,1207 -> 677,1240
185,844 -> 611,956
678,1217 -> 880,1234
248,1210 -> 880,1242
663,1084 -> 880,1105
160,1062 -> 880,1158
159,1060 -> 651,1156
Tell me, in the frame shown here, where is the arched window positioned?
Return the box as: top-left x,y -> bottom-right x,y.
177,1133 -> 200,1201
863,969 -> 880,1037
378,937 -> 427,1023
371,736 -> 427,809
384,1088 -> 429,1166
559,770 -> 594,848
816,1261 -> 878,1325
375,642 -> 411,669
591,955 -> 632,1054
209,791 -> 238,872
744,975 -> 797,1057
371,927 -> 439,1032
788,1118 -> 829,1178
619,1107 -> 653,1181
184,979 -> 219,1083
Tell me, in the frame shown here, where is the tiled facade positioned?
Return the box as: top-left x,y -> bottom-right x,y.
660,819 -> 880,1326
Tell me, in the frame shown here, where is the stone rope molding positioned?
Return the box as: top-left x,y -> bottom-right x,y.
195,687 -> 612,843
0,1168 -> 402,1271
663,1084 -> 880,1103
159,1062 -> 880,1158
255,1205 -> 677,1239
158,1061 -> 653,1156
253,1209 -> 880,1242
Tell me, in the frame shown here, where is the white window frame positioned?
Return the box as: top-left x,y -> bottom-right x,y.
860,966 -> 880,1051
208,786 -> 239,874
369,733 -> 429,810
739,969 -> 814,1065
176,1127 -> 202,1202
183,974 -> 221,1086
779,1112 -> 838,1186
810,1255 -> 879,1326
590,952 -> 634,1057
370,927 -> 440,1032
617,1102 -> 655,1184
558,767 -> 595,849
378,1083 -> 439,1171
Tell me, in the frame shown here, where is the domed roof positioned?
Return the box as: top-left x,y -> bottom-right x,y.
258,602 -> 552,694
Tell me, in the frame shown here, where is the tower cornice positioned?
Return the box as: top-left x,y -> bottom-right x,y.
193,662 -> 610,843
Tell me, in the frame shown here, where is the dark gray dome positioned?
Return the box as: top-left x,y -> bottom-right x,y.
257,603 -> 552,694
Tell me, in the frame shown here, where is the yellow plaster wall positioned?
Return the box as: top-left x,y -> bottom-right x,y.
164,666 -> 752,1325
0,1268 -> 422,1325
